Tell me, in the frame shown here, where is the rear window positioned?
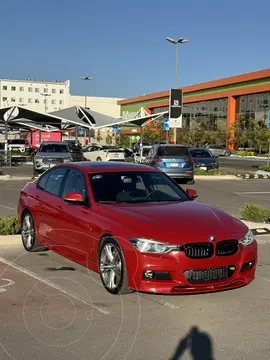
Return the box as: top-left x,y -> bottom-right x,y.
190,149 -> 213,158
157,146 -> 189,157
39,144 -> 69,153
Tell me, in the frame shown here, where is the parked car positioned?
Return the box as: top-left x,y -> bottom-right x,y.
134,145 -> 152,163
189,148 -> 219,170
33,141 -> 72,176
63,140 -> 85,162
205,145 -> 231,157
144,144 -> 194,184
83,144 -> 125,162
18,162 -> 257,295
7,139 -> 26,153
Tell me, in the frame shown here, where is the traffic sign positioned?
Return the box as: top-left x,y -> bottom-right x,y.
163,117 -> 170,131
268,112 -> 270,127
112,125 -> 121,133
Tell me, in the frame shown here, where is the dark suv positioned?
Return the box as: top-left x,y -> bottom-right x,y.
144,144 -> 194,184
63,140 -> 85,162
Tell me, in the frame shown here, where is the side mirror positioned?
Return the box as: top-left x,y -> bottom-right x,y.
63,192 -> 84,204
186,188 -> 198,199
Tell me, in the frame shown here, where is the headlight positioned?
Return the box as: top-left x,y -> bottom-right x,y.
129,238 -> 178,254
64,157 -> 72,162
240,229 -> 255,246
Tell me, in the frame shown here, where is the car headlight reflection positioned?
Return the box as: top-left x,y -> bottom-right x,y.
129,238 -> 178,254
240,229 -> 255,246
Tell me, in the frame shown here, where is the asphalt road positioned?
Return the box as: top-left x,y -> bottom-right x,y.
218,156 -> 269,173
0,241 -> 269,360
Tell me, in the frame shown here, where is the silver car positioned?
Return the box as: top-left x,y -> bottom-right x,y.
33,141 -> 72,176
206,145 -> 231,157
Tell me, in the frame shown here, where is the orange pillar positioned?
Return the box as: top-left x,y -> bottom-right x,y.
227,96 -> 236,149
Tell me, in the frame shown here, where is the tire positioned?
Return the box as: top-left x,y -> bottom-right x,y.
96,157 -> 102,161
224,151 -> 231,157
98,236 -> 132,295
21,211 -> 48,252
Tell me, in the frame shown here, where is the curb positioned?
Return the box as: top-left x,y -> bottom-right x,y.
0,175 -> 31,181
0,235 -> 21,245
235,173 -> 270,179
195,175 -> 241,180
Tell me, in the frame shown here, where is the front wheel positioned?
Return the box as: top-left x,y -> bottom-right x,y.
99,237 -> 132,295
21,211 -> 48,252
96,157 -> 102,161
224,151 -> 231,157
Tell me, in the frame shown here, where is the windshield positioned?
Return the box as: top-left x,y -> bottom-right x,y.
190,149 -> 213,158
89,171 -> 190,203
157,146 -> 189,157
39,144 -> 69,153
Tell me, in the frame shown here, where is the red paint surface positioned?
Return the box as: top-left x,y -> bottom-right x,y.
18,163 -> 257,294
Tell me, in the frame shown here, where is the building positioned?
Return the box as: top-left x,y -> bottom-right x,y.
0,78 -> 124,118
0,78 -> 70,113
118,69 -> 270,136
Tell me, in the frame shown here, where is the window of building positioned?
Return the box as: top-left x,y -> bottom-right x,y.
52,99 -> 56,104
19,98 -> 24,103
35,99 -> 39,103
44,99 -> 47,104
59,100 -> 63,105
43,88 -> 48,93
20,87 -> 24,91
52,89 -> 56,94
59,89 -> 64,94
28,98 -> 33,103
11,97 -> 16,102
11,86 -> 16,91
35,88 -> 39,93
2,86 -> 7,90
28,87 -> 33,92
2,97 -> 7,102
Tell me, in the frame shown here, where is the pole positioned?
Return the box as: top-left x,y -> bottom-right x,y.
267,139 -> 270,167
4,120 -> 8,165
174,42 -> 179,144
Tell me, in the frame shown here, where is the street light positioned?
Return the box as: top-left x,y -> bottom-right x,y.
41,93 -> 51,113
79,76 -> 93,108
166,36 -> 189,143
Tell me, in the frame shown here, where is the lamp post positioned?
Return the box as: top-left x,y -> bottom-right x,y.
166,37 -> 189,143
41,93 -> 51,113
79,76 -> 93,145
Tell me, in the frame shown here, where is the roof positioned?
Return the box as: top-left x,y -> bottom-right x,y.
118,68 -> 270,105
61,161 -> 156,173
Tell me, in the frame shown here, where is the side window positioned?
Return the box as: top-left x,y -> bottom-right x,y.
37,171 -> 50,190
44,167 -> 68,196
62,170 -> 88,203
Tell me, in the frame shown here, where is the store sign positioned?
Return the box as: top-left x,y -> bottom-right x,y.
169,89 -> 183,128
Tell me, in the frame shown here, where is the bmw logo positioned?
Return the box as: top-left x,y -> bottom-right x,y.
208,236 -> 215,241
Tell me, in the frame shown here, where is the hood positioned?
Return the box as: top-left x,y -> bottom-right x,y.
36,152 -> 71,158
99,201 -> 248,243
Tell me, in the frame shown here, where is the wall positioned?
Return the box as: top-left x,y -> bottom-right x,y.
70,96 -> 124,118
0,79 -> 70,113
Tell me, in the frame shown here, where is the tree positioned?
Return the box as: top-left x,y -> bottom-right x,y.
106,133 -> 113,145
96,130 -> 102,143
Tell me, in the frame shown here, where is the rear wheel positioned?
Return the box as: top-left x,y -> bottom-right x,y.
224,151 -> 231,157
96,157 -> 102,161
21,212 -> 48,252
99,237 -> 132,295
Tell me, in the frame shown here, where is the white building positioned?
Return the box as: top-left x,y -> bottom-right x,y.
0,78 -> 70,113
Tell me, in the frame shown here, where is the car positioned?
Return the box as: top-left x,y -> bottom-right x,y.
18,162 -> 257,295
189,148 -> 219,170
83,144 -> 125,162
144,144 -> 194,184
134,145 -> 152,163
205,145 -> 231,157
33,141 -> 72,176
63,140 -> 85,162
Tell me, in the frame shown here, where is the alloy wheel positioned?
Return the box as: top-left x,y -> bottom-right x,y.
21,214 -> 35,250
100,243 -> 122,290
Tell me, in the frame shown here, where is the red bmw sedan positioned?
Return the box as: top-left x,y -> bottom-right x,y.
18,162 -> 257,295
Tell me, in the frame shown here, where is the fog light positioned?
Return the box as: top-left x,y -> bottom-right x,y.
144,270 -> 154,279
240,260 -> 255,272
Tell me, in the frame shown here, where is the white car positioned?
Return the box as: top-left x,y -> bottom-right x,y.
83,144 -> 125,162
134,146 -> 152,163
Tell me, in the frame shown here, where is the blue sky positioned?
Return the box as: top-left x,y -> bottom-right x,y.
0,0 -> 270,99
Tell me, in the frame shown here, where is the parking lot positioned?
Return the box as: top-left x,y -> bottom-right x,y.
1,163 -> 270,359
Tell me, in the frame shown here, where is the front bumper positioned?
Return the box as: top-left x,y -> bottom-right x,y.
126,241 -> 257,294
